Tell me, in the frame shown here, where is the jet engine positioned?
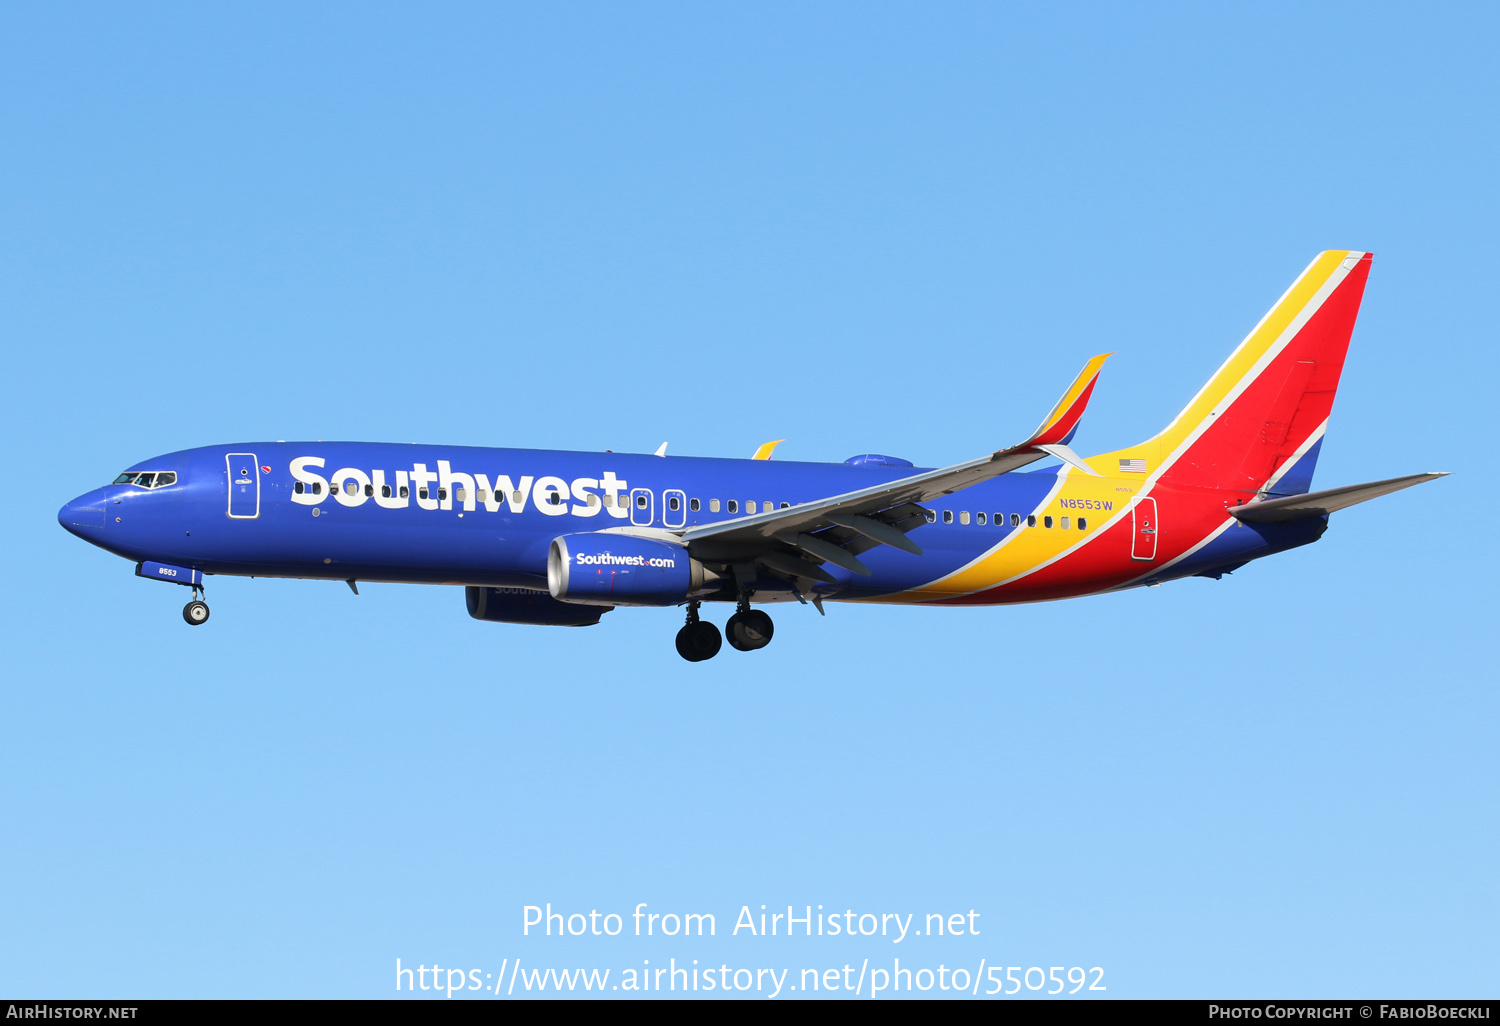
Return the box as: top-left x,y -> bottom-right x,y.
548,533 -> 719,607
465,586 -> 611,626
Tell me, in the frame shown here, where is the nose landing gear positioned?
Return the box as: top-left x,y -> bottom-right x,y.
182,586 -> 210,626
675,602 -> 722,662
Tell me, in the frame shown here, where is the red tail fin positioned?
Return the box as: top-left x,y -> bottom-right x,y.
1096,251 -> 1372,499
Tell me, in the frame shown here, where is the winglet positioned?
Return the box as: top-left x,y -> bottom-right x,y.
654,442 -> 669,457
1021,353 -> 1111,448
752,440 -> 785,461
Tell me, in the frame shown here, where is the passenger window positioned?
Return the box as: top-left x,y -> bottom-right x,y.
156,472 -> 176,487
587,494 -> 599,507
1044,516 -> 1054,528
455,487 -> 466,501
780,502 -> 789,509
1078,517 -> 1087,531
959,511 -> 970,525
294,481 -> 304,494
690,498 -> 700,511
635,494 -> 647,508
1010,513 -> 1020,527
364,484 -> 373,497
513,491 -> 524,503
1026,514 -> 1035,527
551,492 -> 563,506
312,482 -> 323,495
399,486 -> 409,499
419,488 -> 429,500
942,510 -> 953,524
746,501 -> 758,514
709,499 -> 720,512
602,495 -> 613,507
727,500 -> 738,513
764,500 -> 773,511
669,497 -> 680,511
977,512 -> 986,525
382,485 -> 392,498
924,510 -> 936,523
1061,516 -> 1070,529
346,481 -> 359,496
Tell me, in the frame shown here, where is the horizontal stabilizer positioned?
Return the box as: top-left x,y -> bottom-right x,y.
1229,472 -> 1448,523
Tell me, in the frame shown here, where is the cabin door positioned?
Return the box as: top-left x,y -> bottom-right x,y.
1130,497 -> 1158,561
226,453 -> 260,519
661,489 -> 687,528
629,487 -> 654,527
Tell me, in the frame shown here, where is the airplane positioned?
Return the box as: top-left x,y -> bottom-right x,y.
58,250 -> 1445,661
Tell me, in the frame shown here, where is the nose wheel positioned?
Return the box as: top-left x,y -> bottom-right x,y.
182,586 -> 210,626
675,602 -> 722,662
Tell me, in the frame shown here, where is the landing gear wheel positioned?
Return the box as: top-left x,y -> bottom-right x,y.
183,600 -> 210,626
675,620 -> 722,661
725,609 -> 774,652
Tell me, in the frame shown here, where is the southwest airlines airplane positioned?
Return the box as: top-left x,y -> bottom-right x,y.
59,251 -> 1443,661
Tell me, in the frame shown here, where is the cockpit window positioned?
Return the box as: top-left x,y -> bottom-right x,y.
110,470 -> 177,489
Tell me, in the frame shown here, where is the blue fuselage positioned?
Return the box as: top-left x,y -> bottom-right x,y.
58,441 -> 1319,605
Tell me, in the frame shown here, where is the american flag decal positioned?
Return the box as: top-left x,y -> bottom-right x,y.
1119,458 -> 1147,473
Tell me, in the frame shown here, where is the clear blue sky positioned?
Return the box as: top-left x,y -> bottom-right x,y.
2,2 -> 1495,999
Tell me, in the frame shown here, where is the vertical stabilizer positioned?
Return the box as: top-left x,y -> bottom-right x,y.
1093,251 -> 1372,500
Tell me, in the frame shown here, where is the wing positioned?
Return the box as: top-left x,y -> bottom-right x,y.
679,354 -> 1111,581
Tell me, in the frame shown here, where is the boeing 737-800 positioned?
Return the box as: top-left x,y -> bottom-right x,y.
58,251 -> 1444,660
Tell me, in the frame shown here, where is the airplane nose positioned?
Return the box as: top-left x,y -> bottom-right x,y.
59,494 -> 107,535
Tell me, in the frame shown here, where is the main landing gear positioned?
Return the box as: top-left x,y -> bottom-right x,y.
725,601 -> 773,653
675,598 -> 774,661
182,586 -> 210,626
675,602 -> 722,662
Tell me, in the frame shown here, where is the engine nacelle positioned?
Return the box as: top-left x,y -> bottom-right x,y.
548,533 -> 716,607
465,586 -> 610,626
